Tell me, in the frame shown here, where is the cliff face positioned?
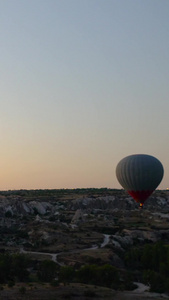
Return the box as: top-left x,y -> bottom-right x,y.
0,192 -> 169,217
0,190 -> 169,251
69,195 -> 169,211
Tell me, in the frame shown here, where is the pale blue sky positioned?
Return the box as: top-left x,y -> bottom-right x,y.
0,0 -> 169,190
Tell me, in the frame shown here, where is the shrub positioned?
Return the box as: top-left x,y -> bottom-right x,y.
37,260 -> 58,282
19,286 -> 26,294
7,281 -> 15,288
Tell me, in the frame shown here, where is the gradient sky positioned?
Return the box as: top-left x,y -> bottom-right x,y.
0,0 -> 169,190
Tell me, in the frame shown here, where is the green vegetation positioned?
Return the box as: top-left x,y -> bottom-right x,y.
58,264 -> 122,289
125,241 -> 169,293
37,260 -> 58,282
0,253 -> 30,283
0,252 -> 133,291
0,236 -> 169,294
77,264 -> 120,289
19,286 -> 26,294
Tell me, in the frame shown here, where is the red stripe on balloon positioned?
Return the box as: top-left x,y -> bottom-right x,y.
128,190 -> 153,204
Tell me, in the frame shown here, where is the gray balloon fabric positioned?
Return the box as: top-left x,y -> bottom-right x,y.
116,154 -> 164,192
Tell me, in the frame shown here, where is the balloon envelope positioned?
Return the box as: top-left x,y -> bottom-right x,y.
116,154 -> 164,206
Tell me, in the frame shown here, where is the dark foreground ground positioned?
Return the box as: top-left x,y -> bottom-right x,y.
0,283 -> 167,300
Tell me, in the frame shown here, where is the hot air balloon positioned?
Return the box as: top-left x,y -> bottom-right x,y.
116,154 -> 164,207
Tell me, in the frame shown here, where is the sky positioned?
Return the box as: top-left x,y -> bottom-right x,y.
0,0 -> 169,190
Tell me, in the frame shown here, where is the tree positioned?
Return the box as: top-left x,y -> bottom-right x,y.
11,254 -> 30,282
37,260 -> 57,282
0,254 -> 12,283
77,265 -> 97,285
96,265 -> 120,289
76,264 -> 120,289
143,270 -> 165,293
59,266 -> 75,285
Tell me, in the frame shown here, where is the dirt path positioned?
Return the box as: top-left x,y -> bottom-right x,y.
20,233 -> 110,265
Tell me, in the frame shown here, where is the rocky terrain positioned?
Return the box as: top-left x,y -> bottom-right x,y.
0,188 -> 169,299
0,189 -> 169,251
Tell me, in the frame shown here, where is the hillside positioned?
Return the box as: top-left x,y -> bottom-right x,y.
0,188 -> 169,299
